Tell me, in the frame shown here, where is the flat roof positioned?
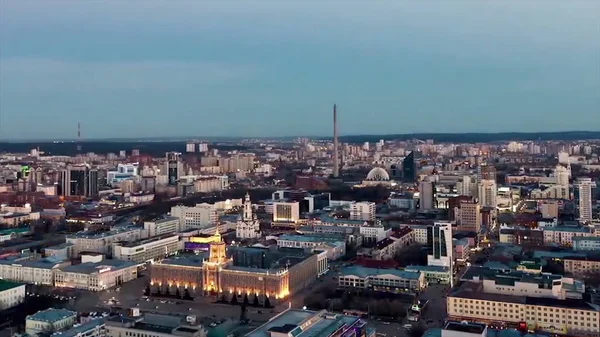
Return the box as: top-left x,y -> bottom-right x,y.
59,259 -> 137,274
62,318 -> 105,337
120,233 -> 179,248
444,321 -> 486,333
246,309 -> 363,337
67,226 -> 140,239
340,266 -> 421,280
449,282 -> 599,311
0,279 -> 23,292
27,308 -> 76,323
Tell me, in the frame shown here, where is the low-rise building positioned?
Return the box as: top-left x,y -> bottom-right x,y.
54,258 -> 138,291
245,309 -> 374,337
0,256 -> 64,286
61,318 -> 106,337
144,216 -> 180,237
402,224 -> 428,244
105,312 -> 207,337
563,256 -> 600,277
276,234 -> 346,260
66,226 -> 142,257
573,236 -> 600,251
447,282 -> 600,336
338,266 -> 425,294
0,280 -> 25,310
44,243 -> 74,260
543,225 -> 595,247
26,308 -> 77,336
113,234 -> 182,263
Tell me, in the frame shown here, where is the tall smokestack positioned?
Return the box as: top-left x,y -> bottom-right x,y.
333,104 -> 339,178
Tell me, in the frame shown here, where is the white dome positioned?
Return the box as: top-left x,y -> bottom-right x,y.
366,167 -> 390,181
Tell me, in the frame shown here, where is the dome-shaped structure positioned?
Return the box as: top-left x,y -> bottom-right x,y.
366,167 -> 390,181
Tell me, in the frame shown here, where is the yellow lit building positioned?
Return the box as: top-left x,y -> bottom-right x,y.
150,227 -> 317,302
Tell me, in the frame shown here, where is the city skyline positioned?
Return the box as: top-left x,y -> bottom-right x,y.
1,0 -> 599,140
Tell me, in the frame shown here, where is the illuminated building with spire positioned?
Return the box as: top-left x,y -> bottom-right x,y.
150,224 -> 320,303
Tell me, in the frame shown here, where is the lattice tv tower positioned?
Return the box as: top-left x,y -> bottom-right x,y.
76,122 -> 82,152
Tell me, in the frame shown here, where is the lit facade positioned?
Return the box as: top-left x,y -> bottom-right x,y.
151,231 -> 319,301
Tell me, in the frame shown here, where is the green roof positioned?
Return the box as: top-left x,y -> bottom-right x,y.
0,279 -> 23,292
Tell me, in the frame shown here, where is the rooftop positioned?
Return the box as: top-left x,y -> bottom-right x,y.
119,233 -> 179,248
246,309 -> 364,337
449,282 -> 599,311
27,308 -> 76,323
61,319 -> 105,337
543,226 -> 590,233
340,266 -> 422,280
59,259 -> 137,274
0,279 -> 23,292
67,226 -> 140,239
404,265 -> 450,273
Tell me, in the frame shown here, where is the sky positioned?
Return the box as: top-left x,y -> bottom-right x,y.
0,0 -> 599,140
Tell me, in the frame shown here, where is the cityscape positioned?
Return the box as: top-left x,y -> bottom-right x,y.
1,2 -> 600,337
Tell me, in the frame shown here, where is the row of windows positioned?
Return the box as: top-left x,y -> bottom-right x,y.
452,308 -> 598,329
452,299 -> 598,317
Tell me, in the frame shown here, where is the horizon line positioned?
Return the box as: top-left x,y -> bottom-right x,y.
1,130 -> 600,143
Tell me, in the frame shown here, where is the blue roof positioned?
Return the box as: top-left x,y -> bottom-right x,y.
404,265 -> 450,273
27,308 -> 76,323
340,266 -> 421,280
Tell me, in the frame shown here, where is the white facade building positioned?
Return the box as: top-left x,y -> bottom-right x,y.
236,193 -> 261,239
427,222 -> 453,270
144,216 -> 180,237
66,227 -> 142,257
54,258 -> 139,291
0,280 -> 25,310
477,179 -> 497,208
350,202 -> 376,221
113,234 -> 182,263
171,203 -> 218,230
419,180 -> 434,210
26,308 -> 77,336
273,202 -> 300,223
359,223 -> 390,243
576,178 -> 596,223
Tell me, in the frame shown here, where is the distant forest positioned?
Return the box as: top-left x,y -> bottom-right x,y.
1,131 -> 599,156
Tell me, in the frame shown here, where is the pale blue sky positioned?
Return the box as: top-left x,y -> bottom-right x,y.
0,0 -> 599,140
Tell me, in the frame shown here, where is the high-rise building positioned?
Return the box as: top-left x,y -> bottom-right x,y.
350,201 -> 376,221
576,178 -> 596,223
166,152 -> 182,186
402,152 -> 416,183
60,165 -> 98,197
273,202 -> 300,223
477,164 -> 496,183
170,203 -> 218,230
333,104 -> 339,178
427,222 -> 453,281
456,201 -> 481,233
186,143 -> 196,153
478,179 -> 497,208
419,180 -> 434,210
456,175 -> 472,197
